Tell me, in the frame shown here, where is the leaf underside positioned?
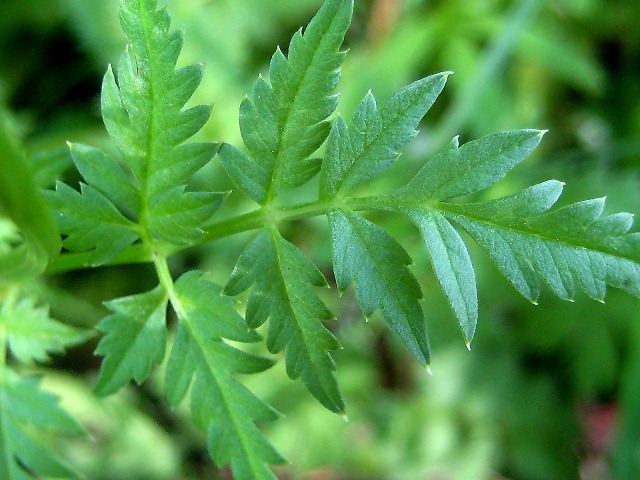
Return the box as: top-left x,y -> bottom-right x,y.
93,285 -> 168,396
447,182 -> 640,303
404,208 -> 477,344
384,131 -> 640,343
166,272 -> 283,480
225,229 -> 345,413
328,209 -> 430,365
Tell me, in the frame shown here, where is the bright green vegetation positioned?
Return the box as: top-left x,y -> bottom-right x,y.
1,0 -> 639,478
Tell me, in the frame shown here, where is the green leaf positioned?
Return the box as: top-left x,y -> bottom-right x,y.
445,181 -> 640,302
219,0 -> 353,205
106,0 -> 220,243
402,208 -> 477,344
46,182 -> 140,266
521,23 -> 605,94
147,187 -> 225,245
0,297 -> 88,365
320,73 -> 449,199
225,230 -> 344,413
393,129 -> 545,202
68,142 -> 140,213
0,369 -> 84,479
51,0 -> 220,254
94,285 -> 168,396
328,209 -> 430,365
0,113 -> 60,281
30,148 -> 73,188
166,272 -> 283,480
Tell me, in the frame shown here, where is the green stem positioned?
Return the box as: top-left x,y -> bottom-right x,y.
153,254 -> 175,294
46,244 -> 152,275
152,254 -> 186,320
45,195 -> 398,276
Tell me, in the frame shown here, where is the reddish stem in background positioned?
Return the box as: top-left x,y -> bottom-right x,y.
368,0 -> 400,43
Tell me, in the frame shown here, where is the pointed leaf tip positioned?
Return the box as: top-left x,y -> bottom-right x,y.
226,230 -> 344,413
329,210 -> 430,365
226,0 -> 352,202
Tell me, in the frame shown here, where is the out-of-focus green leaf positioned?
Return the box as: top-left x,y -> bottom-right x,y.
0,113 -> 60,281
0,297 -> 88,365
0,368 -> 85,480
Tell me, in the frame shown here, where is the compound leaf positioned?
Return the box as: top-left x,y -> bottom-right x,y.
225,230 -> 344,413
50,0 -> 221,255
0,369 -> 84,480
0,297 -> 88,365
219,0 -> 353,204
0,114 -> 60,280
320,73 -> 449,198
166,272 -> 282,480
94,285 -> 168,396
328,209 -> 430,365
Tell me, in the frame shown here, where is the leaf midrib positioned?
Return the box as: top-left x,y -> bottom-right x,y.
184,318 -> 262,475
335,79 -> 442,197
335,210 -> 425,351
430,142 -> 523,200
270,229 -> 335,405
133,0 -> 161,246
440,205 -> 640,265
265,5 -> 344,205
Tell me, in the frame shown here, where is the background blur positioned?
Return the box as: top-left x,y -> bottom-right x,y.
2,0 -> 640,478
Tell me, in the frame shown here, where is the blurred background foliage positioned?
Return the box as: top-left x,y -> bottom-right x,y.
1,0 -> 640,478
